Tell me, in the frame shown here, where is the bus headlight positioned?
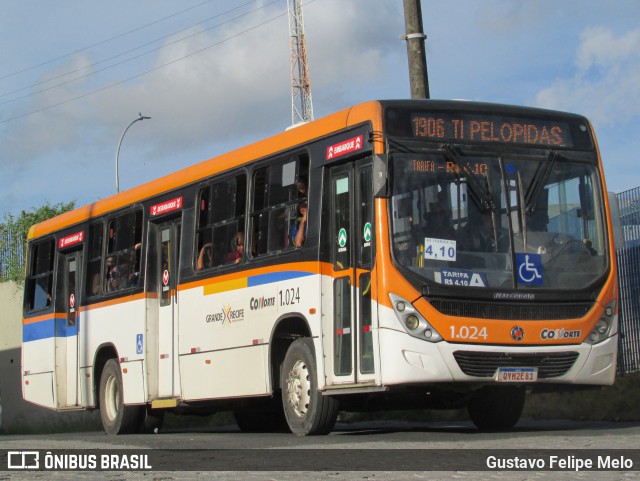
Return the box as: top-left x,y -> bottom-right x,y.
389,293 -> 442,343
404,314 -> 420,331
586,300 -> 617,345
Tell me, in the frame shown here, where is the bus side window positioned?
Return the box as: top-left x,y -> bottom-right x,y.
85,222 -> 103,297
26,239 -> 55,311
104,211 -> 143,291
195,173 -> 246,271
250,155 -> 309,257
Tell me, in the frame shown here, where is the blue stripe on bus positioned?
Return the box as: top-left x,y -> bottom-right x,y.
23,317 -> 79,343
247,270 -> 313,287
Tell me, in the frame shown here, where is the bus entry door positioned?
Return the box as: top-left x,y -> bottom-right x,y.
55,251 -> 81,408
149,220 -> 181,399
325,160 -> 378,385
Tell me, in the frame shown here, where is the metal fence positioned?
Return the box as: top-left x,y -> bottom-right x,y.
615,187 -> 640,374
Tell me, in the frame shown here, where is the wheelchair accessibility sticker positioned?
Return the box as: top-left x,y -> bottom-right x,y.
516,253 -> 543,286
136,334 -> 144,355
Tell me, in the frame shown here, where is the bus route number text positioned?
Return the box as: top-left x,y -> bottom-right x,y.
279,287 -> 300,307
411,115 -> 567,146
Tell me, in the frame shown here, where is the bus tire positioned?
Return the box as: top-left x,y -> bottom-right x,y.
467,385 -> 526,430
281,338 -> 338,436
99,359 -> 141,435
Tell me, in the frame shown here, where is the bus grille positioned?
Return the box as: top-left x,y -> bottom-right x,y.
453,351 -> 580,379
429,300 -> 593,320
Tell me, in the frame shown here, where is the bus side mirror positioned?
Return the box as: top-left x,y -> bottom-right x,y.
373,154 -> 389,198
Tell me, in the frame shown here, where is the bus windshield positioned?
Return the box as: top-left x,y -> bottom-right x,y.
390,150 -> 608,290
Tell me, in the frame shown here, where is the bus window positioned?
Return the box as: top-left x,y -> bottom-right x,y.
26,239 -> 55,311
251,156 -> 308,257
195,173 -> 246,270
105,211 -> 142,292
85,223 -> 103,297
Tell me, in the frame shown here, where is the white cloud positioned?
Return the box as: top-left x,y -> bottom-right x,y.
0,0 -> 405,212
536,26 -> 640,126
576,26 -> 640,70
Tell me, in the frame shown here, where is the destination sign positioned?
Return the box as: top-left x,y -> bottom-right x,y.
409,113 -> 573,147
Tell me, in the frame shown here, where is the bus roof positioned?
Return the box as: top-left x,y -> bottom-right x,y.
26,98 -> 592,241
27,100 -> 384,241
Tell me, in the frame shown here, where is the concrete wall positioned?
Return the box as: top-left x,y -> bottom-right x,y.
0,281 -> 100,433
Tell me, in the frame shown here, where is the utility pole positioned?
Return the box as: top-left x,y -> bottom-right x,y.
402,0 -> 430,99
288,0 -> 313,125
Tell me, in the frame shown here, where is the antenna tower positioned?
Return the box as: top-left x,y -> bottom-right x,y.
288,0 -> 313,125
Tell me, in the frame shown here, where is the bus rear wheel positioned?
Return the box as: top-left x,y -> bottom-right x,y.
99,359 -> 141,435
281,338 -> 338,435
467,385 -> 526,430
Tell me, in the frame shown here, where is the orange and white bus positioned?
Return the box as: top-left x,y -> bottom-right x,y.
22,100 -> 618,435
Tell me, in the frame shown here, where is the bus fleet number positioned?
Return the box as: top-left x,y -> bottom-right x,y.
449,325 -> 488,340
279,287 -> 300,307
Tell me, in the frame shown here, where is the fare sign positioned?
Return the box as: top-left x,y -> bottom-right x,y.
150,196 -> 183,216
58,231 -> 84,249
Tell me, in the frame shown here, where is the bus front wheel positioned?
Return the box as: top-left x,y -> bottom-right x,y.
467,385 -> 526,430
281,338 -> 338,435
99,359 -> 141,435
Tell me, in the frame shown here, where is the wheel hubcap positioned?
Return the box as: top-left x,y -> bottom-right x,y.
286,360 -> 310,418
104,375 -> 120,421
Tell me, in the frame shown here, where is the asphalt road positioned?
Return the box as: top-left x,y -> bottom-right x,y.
2,419 -> 639,480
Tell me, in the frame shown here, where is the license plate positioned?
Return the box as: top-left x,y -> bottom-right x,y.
496,367 -> 538,382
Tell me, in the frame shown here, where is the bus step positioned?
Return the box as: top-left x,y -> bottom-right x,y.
322,385 -> 388,396
151,398 -> 179,409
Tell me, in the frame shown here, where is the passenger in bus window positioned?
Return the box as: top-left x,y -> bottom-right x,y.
227,232 -> 244,264
33,280 -> 51,309
292,176 -> 308,248
461,214 -> 494,252
124,252 -> 139,287
296,176 -> 307,199
196,243 -> 212,271
117,260 -> 129,289
292,201 -> 307,248
105,257 -> 116,292
90,272 -> 101,295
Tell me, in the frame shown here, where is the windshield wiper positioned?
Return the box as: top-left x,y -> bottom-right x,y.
441,144 -> 494,212
524,150 -> 560,214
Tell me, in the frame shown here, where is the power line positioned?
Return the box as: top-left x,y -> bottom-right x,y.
0,3 -> 309,125
0,0 -> 217,82
0,0 -> 280,107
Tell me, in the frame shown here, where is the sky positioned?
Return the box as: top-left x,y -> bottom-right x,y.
1,0 -> 639,217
